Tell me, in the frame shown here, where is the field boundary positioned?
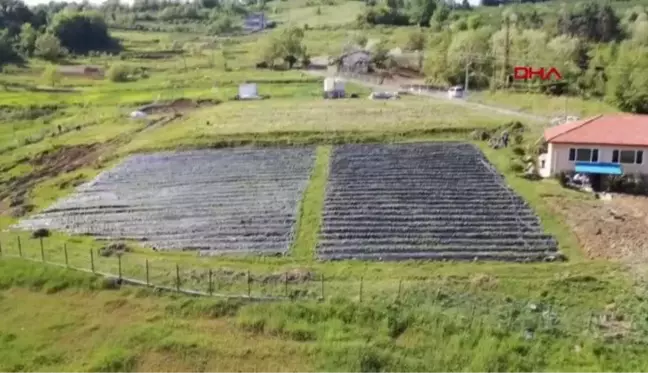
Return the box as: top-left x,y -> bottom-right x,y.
0,253 -> 289,302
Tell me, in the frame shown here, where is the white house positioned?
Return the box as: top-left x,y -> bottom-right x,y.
538,114 -> 648,178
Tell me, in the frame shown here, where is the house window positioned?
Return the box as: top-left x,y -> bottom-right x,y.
541,160 -> 546,169
612,150 -> 644,164
569,148 -> 598,162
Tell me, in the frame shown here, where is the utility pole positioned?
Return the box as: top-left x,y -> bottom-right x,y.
464,60 -> 470,95
503,16 -> 510,89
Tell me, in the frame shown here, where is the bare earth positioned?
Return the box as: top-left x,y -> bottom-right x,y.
547,194 -> 648,265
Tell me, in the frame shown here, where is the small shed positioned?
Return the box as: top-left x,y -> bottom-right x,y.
323,77 -> 345,99
238,83 -> 260,100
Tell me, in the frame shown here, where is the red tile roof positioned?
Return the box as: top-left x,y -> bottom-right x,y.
544,114 -> 648,147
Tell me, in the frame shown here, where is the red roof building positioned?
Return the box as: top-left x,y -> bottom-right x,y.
538,114 -> 648,177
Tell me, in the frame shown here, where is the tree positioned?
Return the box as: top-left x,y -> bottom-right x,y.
34,33 -> 64,61
48,10 -> 120,54
405,0 -> 435,26
405,29 -> 426,51
557,2 -> 622,43
0,29 -> 23,68
42,64 -> 61,87
18,22 -> 37,56
259,27 -> 307,68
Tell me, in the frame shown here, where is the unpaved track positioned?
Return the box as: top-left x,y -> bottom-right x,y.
304,69 -> 548,123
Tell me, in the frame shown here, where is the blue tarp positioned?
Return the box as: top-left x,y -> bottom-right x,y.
574,162 -> 622,175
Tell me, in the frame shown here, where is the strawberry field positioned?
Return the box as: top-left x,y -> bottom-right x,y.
16,148 -> 316,256
317,143 -> 561,262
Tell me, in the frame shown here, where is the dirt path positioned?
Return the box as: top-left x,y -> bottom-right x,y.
303,69 -> 548,123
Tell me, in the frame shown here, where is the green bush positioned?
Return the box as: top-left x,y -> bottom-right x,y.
107,63 -> 131,82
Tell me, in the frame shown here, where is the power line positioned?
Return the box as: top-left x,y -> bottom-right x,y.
450,51 -> 647,74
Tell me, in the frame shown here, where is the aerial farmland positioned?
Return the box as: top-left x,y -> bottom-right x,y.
3,1 -> 648,370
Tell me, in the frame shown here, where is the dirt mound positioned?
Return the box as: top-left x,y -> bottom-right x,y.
547,195 -> 648,263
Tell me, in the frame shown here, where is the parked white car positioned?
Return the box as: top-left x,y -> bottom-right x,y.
447,86 -> 464,99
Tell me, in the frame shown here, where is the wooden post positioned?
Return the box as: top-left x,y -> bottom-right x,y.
320,274 -> 325,300
397,279 -> 402,301
359,277 -> 363,303
247,270 -> 251,297
118,254 -> 122,281
208,269 -> 213,295
145,259 -> 150,286
175,264 -> 180,292
0,239 -> 3,257
284,272 -> 288,298
64,244 -> 68,267
17,236 -> 22,257
90,249 -> 95,273
39,237 -> 45,262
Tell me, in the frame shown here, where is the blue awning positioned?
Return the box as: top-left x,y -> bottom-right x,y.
574,162 -> 622,175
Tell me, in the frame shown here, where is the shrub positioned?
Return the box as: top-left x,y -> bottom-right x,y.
107,63 -> 130,82
509,161 -> 524,173
512,147 -> 525,157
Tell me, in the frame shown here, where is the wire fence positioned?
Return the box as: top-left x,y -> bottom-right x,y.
0,232 -> 420,303
1,232 -> 646,341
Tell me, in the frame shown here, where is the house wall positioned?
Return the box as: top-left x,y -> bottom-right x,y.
543,143 -> 648,176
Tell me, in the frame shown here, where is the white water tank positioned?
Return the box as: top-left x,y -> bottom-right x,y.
238,83 -> 258,99
324,77 -> 336,92
334,79 -> 345,92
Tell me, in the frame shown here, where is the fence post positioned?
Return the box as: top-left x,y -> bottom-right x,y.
145,259 -> 149,286
0,239 -> 3,257
321,274 -> 325,301
64,244 -> 68,267
247,269 -> 252,298
175,264 -> 180,292
90,249 -> 95,273
118,254 -> 122,281
397,279 -> 402,301
284,272 -> 288,298
17,236 -> 22,257
40,237 -> 45,262
208,269 -> 213,295
359,277 -> 363,303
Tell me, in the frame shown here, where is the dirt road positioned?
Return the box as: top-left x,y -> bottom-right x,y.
304,69 -> 548,123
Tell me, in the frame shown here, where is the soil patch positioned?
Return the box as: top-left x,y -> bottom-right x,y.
0,143 -> 107,217
137,98 -> 220,115
546,195 -> 648,263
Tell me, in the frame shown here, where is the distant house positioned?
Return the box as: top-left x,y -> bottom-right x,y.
58,65 -> 105,78
538,114 -> 648,179
243,13 -> 266,32
331,50 -> 371,74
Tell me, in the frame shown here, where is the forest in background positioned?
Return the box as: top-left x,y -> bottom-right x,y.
2,0 -> 648,113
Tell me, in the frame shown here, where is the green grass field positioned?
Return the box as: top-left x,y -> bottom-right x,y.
1,20 -> 646,372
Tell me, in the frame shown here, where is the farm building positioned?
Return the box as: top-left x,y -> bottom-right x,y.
330,50 -> 372,74
243,12 -> 267,32
538,114 -> 648,180
58,65 -> 104,78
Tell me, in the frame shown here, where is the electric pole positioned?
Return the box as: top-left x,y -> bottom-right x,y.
503,16 -> 510,89
464,60 -> 470,95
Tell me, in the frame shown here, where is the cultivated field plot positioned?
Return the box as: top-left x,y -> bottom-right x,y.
16,148 -> 316,255
318,143 -> 560,262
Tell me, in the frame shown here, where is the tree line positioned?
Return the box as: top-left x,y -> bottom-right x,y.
0,0 -> 119,67
361,0 -> 648,113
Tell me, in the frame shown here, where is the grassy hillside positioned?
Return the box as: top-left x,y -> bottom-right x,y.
1,10 -> 648,371
3,258 -> 648,372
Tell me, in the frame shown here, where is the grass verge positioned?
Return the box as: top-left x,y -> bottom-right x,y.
290,145 -> 331,260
